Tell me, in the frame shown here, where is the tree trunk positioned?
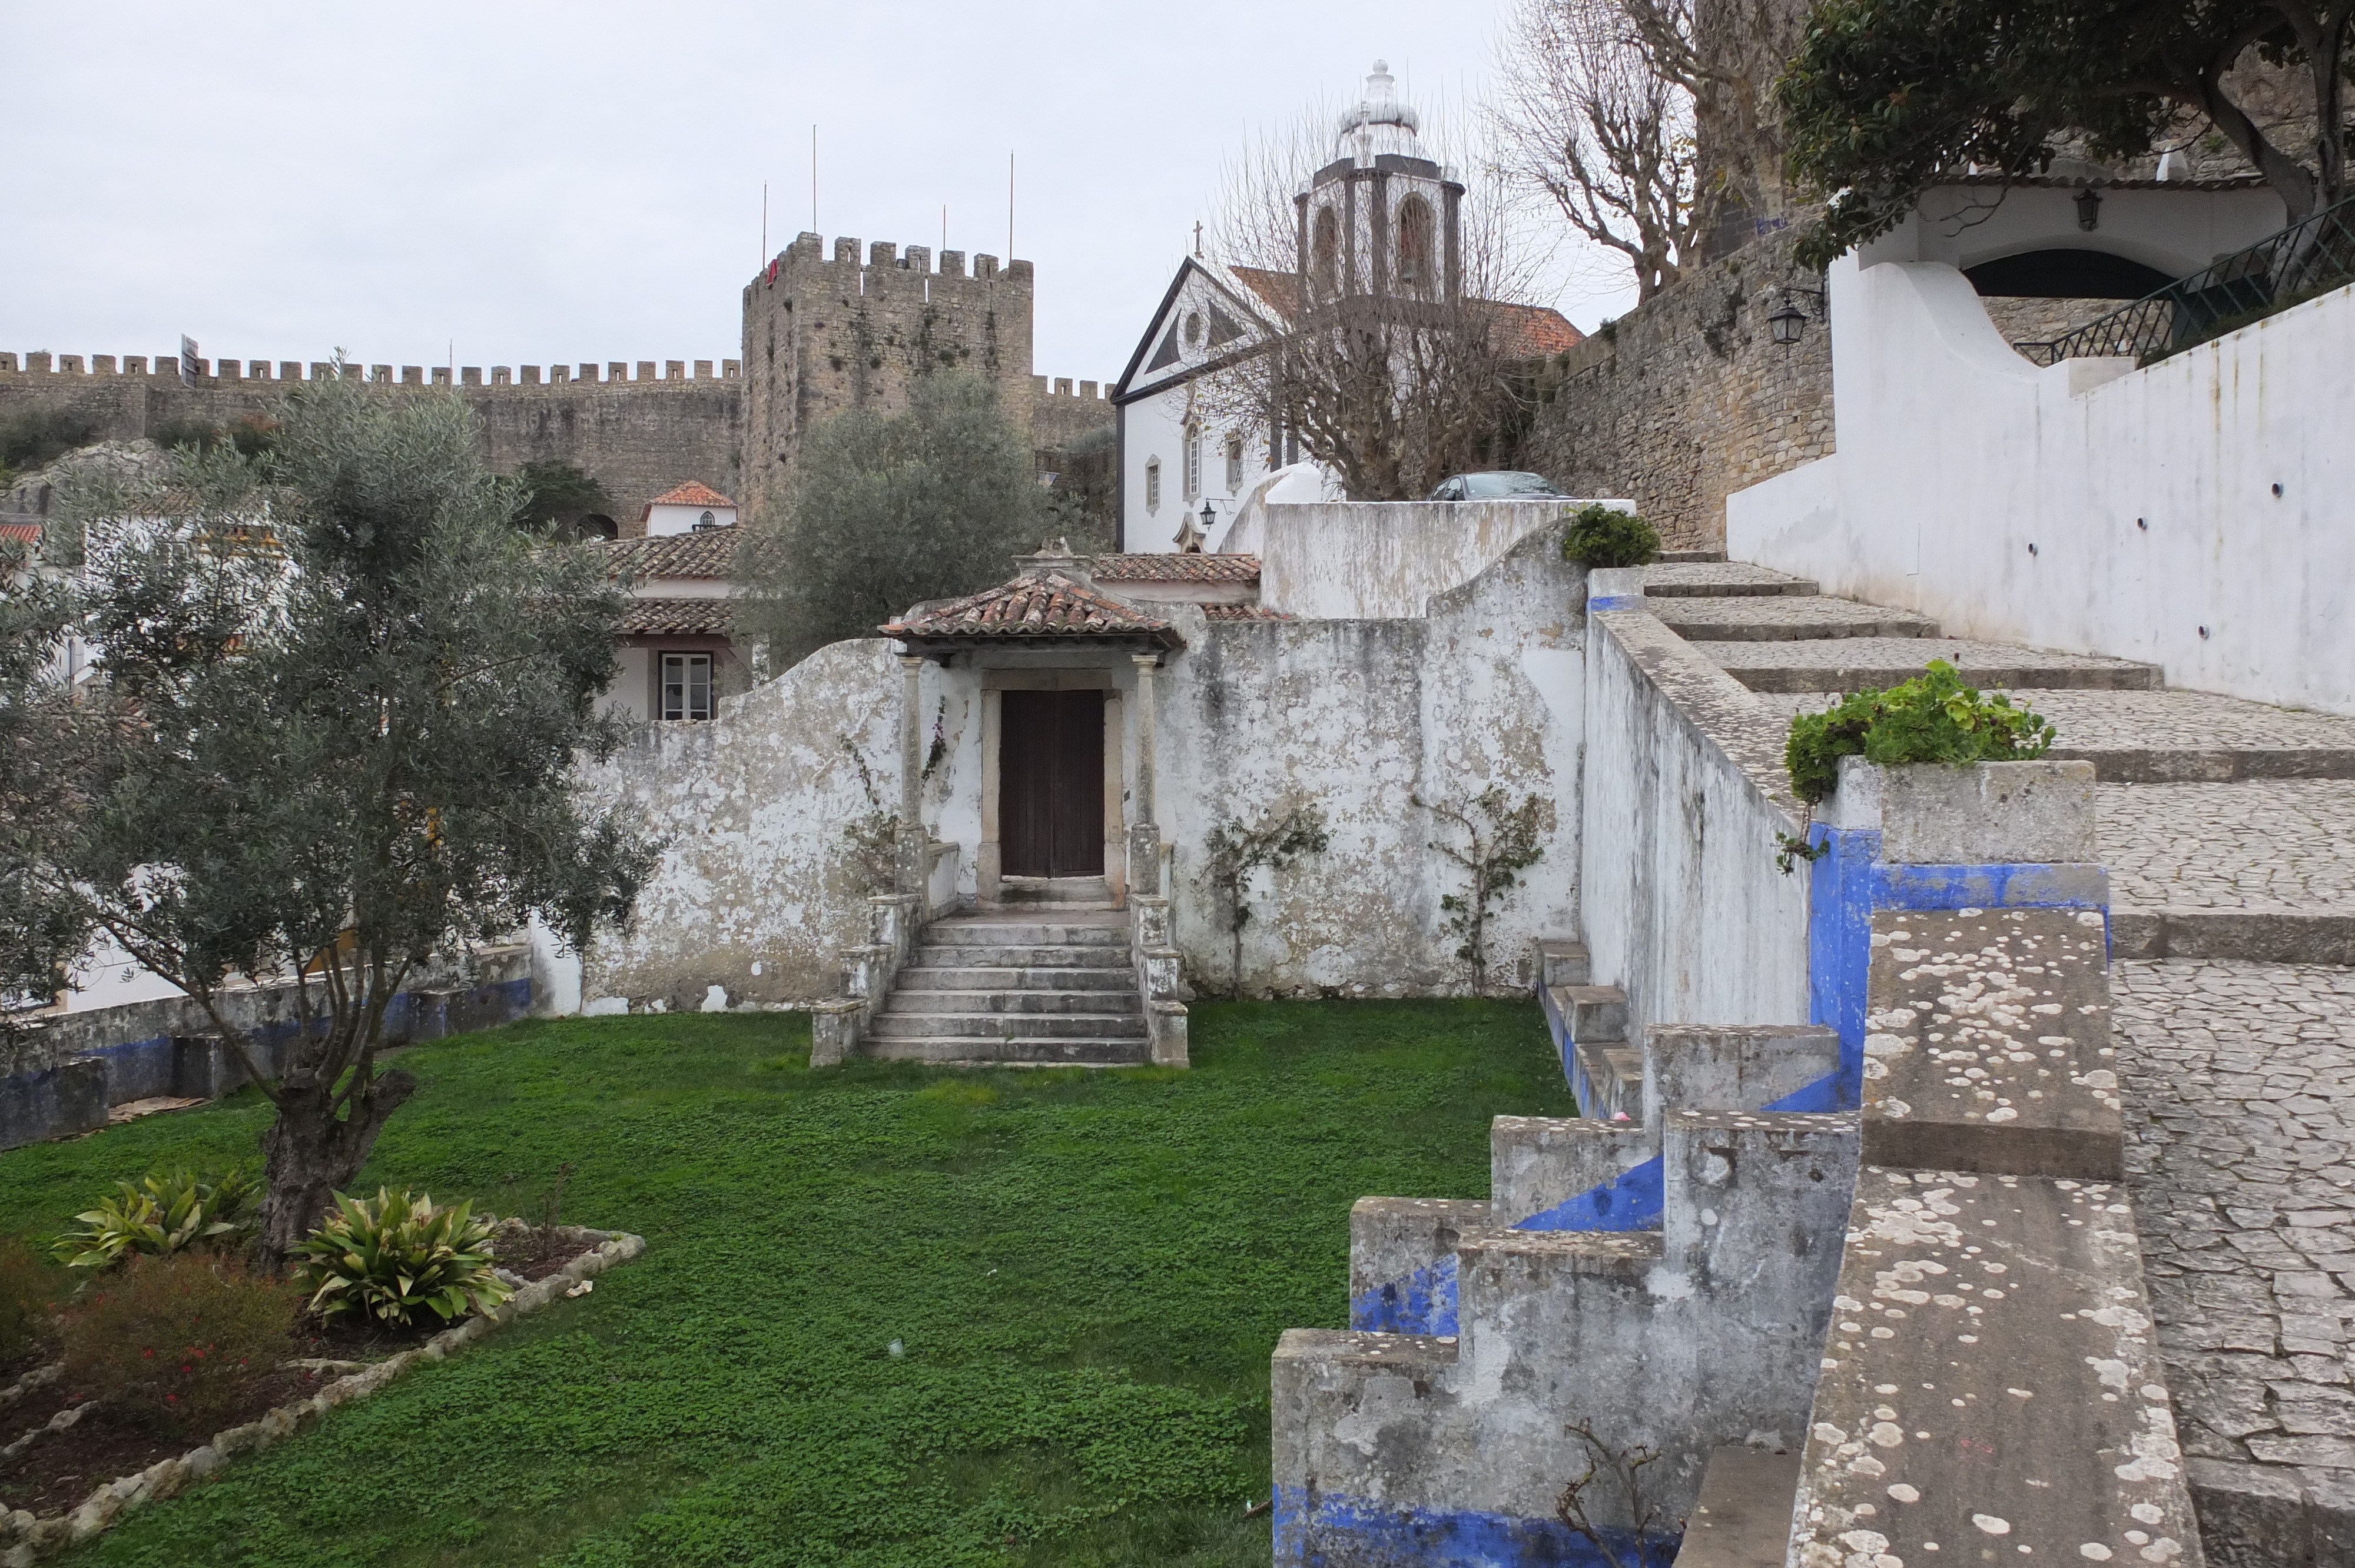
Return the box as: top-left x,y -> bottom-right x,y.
255,1068 -> 417,1271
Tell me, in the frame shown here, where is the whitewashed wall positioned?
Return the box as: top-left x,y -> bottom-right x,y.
1727,258 -> 2355,716
1162,524 -> 1585,997
1578,590 -> 1811,1030
1257,499 -> 1626,619
1118,381 -> 1273,553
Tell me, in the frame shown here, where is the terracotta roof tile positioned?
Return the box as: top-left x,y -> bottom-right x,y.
882,569 -> 1182,647
621,597 -> 734,637
648,480 -> 737,509
0,521 -> 41,546
1212,268 -> 1581,359
1204,604 -> 1293,621
1092,553 -> 1261,583
598,529 -> 738,580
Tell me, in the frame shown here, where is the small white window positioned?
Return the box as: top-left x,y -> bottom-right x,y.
1145,456 -> 1162,513
1224,434 -> 1243,491
1184,424 -> 1201,500
660,653 -> 714,721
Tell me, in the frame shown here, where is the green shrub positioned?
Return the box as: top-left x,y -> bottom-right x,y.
1561,504 -> 1661,568
1785,659 -> 2057,804
0,1237 -> 65,1365
0,408 -> 101,473
61,1252 -> 296,1437
291,1189 -> 514,1328
56,1168 -> 260,1271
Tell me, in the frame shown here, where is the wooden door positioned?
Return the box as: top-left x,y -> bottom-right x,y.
1000,690 -> 1106,877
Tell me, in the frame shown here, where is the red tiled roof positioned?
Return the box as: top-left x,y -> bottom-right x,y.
1092,553 -> 1261,583
0,521 -> 41,546
648,480 -> 736,509
598,529 -> 738,580
1214,267 -> 1581,360
1204,604 -> 1293,621
621,597 -> 734,637
1488,301 -> 1585,358
882,569 -> 1183,647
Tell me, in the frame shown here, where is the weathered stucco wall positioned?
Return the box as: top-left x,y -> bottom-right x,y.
575,524 -> 1587,1011
1163,524 -> 1586,998
1256,498 -> 1600,620
578,639 -> 904,1011
1579,582 -> 1810,1029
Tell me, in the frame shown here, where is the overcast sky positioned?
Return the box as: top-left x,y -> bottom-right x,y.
2,1 -> 1636,384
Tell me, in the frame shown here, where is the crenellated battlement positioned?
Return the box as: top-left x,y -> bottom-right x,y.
0,352 -> 741,388
747,231 -> 1033,294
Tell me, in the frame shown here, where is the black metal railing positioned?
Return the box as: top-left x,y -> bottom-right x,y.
2015,194 -> 2355,366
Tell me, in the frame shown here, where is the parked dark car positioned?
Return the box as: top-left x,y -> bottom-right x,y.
1424,471 -> 1569,501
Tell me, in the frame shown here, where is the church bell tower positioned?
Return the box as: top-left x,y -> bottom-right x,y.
1293,62 -> 1465,307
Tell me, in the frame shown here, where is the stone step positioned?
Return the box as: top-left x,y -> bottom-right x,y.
921,921 -> 1127,946
2110,906 -> 2355,964
993,875 -> 1116,908
861,1036 -> 1152,1066
895,965 -> 1136,991
1490,1114 -> 1655,1230
1573,1039 -> 1643,1122
1349,1197 -> 1492,1333
1640,562 -> 1818,597
1535,938 -> 1590,988
865,1011 -> 1149,1041
1789,1169 -> 2200,1567
880,988 -> 1141,1016
1677,1446 -> 1803,1568
1699,637 -> 2160,693
1641,1022 -> 1843,1141
910,944 -> 1132,969
1544,984 -> 1627,1042
1654,594 -> 1942,642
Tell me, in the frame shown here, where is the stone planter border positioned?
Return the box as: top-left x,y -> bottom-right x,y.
0,1226 -> 646,1565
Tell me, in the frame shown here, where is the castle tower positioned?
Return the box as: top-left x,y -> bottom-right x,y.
739,232 -> 1037,520
1292,63 -> 1465,307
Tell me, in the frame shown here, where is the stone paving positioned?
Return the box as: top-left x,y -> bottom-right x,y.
1637,560 -> 1815,596
2115,958 -> 2355,1510
1752,687 -> 2355,757
1650,594 -> 1940,640
2098,781 -> 2355,912
1696,636 -> 2162,691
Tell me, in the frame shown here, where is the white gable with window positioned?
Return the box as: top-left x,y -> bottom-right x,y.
1110,255 -> 1293,552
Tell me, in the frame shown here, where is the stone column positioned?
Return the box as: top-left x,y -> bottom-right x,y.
1127,654 -> 1162,898
894,655 -> 927,896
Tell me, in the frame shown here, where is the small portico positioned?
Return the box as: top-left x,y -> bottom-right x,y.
880,543 -> 1185,912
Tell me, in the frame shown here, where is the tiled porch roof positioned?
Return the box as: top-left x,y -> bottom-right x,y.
599,530 -> 738,580
881,569 -> 1184,651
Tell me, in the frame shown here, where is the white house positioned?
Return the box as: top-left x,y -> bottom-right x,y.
594,525 -> 744,722
636,480 -> 739,539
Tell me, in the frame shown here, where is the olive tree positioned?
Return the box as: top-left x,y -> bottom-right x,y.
0,373 -> 656,1266
734,373 -> 1051,672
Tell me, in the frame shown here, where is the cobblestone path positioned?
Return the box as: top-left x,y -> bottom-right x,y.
2099,781 -> 2355,912
2117,958 -> 2355,1532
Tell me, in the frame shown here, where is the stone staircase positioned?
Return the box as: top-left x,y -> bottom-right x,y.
863,909 -> 1152,1066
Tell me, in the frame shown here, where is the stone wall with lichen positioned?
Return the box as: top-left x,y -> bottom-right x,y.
1518,227 -> 1834,550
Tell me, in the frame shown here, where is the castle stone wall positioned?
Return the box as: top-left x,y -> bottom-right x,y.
1029,375 -> 1113,451
0,355 -> 741,529
739,232 -> 1039,520
1518,227 -> 1833,550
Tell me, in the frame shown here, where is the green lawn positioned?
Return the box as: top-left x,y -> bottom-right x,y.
0,999 -> 1574,1567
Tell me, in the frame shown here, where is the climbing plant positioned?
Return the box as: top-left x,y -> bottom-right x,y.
838,738 -> 902,893
1416,787 -> 1550,995
1776,659 -> 2057,872
1202,803 -> 1332,998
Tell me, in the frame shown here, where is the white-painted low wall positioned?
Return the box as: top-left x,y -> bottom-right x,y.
1579,582 -> 1810,1030
1258,498 -> 1630,619
1728,253 -> 2355,716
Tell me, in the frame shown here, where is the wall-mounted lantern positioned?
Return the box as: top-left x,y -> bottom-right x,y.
2075,186 -> 2104,231
1768,287 -> 1827,348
